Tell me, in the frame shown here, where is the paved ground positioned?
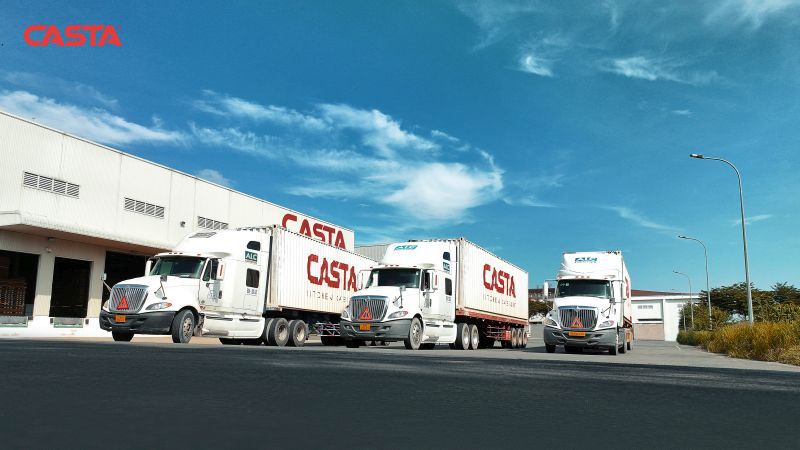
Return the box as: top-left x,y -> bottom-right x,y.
1,337 -> 799,449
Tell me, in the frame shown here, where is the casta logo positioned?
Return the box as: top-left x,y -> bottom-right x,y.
24,25 -> 122,47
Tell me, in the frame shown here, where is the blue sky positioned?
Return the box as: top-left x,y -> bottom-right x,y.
1,1 -> 799,291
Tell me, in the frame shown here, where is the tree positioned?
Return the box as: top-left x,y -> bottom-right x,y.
772,282 -> 800,305
528,300 -> 550,317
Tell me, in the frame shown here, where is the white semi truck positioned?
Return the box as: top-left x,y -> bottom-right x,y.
340,239 -> 529,350
542,251 -> 633,354
100,226 -> 374,345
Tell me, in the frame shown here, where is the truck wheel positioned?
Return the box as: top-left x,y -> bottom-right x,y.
627,339 -> 632,351
404,317 -> 423,350
320,336 -> 333,346
455,323 -> 470,350
510,328 -> 519,348
171,310 -> 195,344
468,324 -> 480,350
565,345 -> 581,354
522,330 -> 529,348
345,339 -> 361,348
264,319 -> 276,346
268,318 -> 290,347
545,344 -> 556,353
112,331 -> 133,342
288,320 -> 308,347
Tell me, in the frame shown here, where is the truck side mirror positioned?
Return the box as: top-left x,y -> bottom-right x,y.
542,281 -> 549,299
425,270 -> 438,292
160,274 -> 168,283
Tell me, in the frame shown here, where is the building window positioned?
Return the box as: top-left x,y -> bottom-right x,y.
124,197 -> 165,219
197,216 -> 228,230
246,269 -> 259,288
22,171 -> 80,198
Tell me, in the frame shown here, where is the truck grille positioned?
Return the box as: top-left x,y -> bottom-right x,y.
108,285 -> 148,313
351,296 -> 387,322
559,307 -> 597,330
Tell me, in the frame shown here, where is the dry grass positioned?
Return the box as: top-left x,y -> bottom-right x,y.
679,321 -> 800,365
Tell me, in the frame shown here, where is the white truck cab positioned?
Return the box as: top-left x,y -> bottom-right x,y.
100,229 -> 265,343
543,251 -> 633,355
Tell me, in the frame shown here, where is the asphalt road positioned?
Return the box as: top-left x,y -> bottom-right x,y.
1,339 -> 799,449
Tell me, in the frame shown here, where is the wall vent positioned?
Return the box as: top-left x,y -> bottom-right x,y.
197,216 -> 228,230
124,197 -> 165,219
22,171 -> 80,198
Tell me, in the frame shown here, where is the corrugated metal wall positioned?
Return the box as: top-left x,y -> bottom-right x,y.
268,228 -> 374,315
457,240 -> 528,321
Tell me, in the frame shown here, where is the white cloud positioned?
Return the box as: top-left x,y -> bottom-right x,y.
430,129 -> 460,143
518,53 -> 554,77
671,109 -> 693,116
192,90 -> 328,131
457,1 -> 543,49
0,90 -> 182,145
606,206 -> 680,233
733,214 -> 773,226
189,123 -> 282,157
603,56 -> 720,86
317,103 -> 438,157
196,169 -> 232,187
707,0 -> 800,29
1,71 -> 119,109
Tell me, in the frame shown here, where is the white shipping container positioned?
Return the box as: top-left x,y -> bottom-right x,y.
456,239 -> 528,323
267,228 -> 375,315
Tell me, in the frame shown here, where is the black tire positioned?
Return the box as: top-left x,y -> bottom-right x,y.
609,345 -> 618,355
627,337 -> 632,351
455,323 -> 470,350
619,333 -> 627,354
501,339 -> 511,349
320,335 -> 334,346
171,310 -> 195,344
345,339 -> 361,348
522,330 -> 529,348
565,345 -> 581,354
468,324 -> 480,350
219,338 -> 238,345
448,343 -> 456,349
112,331 -> 133,342
404,317 -> 423,350
420,343 -> 435,350
545,344 -> 556,353
510,328 -> 519,349
268,318 -> 290,347
288,320 -> 308,347
264,319 -> 276,346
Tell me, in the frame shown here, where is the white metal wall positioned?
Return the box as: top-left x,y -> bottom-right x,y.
268,228 -> 374,315
457,240 -> 528,321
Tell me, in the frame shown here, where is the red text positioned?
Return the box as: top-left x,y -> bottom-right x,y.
483,264 -> 516,297
282,213 -> 346,249
24,25 -> 122,47
307,254 -> 357,291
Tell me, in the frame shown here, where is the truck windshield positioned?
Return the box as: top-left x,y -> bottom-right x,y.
556,280 -> 612,298
366,269 -> 420,289
149,256 -> 206,279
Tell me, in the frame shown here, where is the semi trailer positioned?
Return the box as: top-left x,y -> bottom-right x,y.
100,226 -> 374,345
542,251 -> 633,354
340,238 -> 529,350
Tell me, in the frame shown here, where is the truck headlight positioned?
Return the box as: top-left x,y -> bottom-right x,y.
598,319 -> 615,329
341,307 -> 351,321
387,310 -> 409,319
544,317 -> 559,328
145,302 -> 172,311
101,300 -> 109,312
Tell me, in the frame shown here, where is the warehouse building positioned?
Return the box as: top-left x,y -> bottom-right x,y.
0,111 -> 353,337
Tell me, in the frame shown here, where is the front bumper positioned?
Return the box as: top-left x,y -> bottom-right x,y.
99,310 -> 176,335
543,326 -> 618,348
339,319 -> 411,342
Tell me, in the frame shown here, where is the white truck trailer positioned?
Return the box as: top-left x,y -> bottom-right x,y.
100,226 -> 374,345
542,251 -> 633,354
340,238 -> 529,350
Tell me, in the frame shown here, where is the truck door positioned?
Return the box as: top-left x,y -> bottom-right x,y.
199,258 -> 221,310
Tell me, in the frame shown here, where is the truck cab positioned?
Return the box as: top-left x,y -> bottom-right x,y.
543,251 -> 633,355
99,229 -> 266,343
339,242 -> 457,350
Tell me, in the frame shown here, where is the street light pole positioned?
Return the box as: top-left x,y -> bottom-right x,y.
678,235 -> 712,330
674,270 -> 693,329
689,154 -> 753,325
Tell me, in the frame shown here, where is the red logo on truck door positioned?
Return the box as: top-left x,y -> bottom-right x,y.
307,254 -> 357,291
482,264 -> 516,297
24,25 -> 122,47
282,214 -> 346,249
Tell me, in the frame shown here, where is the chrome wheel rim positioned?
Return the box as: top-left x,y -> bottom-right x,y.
411,321 -> 421,346
182,316 -> 192,340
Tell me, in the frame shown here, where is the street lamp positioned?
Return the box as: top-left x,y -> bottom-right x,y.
689,153 -> 753,325
674,270 -> 693,329
678,235 -> 713,330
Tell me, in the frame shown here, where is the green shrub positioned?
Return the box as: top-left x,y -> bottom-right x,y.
704,321 -> 800,363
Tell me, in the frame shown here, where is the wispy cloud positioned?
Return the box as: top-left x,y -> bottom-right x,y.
196,169 -> 232,187
606,206 -> 681,233
0,90 -> 183,145
188,123 -> 283,157
602,56 -> 720,86
733,214 -> 773,226
0,71 -> 119,109
671,109 -> 693,116
706,0 -> 800,29
518,53 -> 554,77
192,90 -> 329,131
503,173 -> 563,208
457,0 -> 543,49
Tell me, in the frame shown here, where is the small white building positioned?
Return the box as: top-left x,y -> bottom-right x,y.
631,290 -> 703,341
0,110 -> 353,337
